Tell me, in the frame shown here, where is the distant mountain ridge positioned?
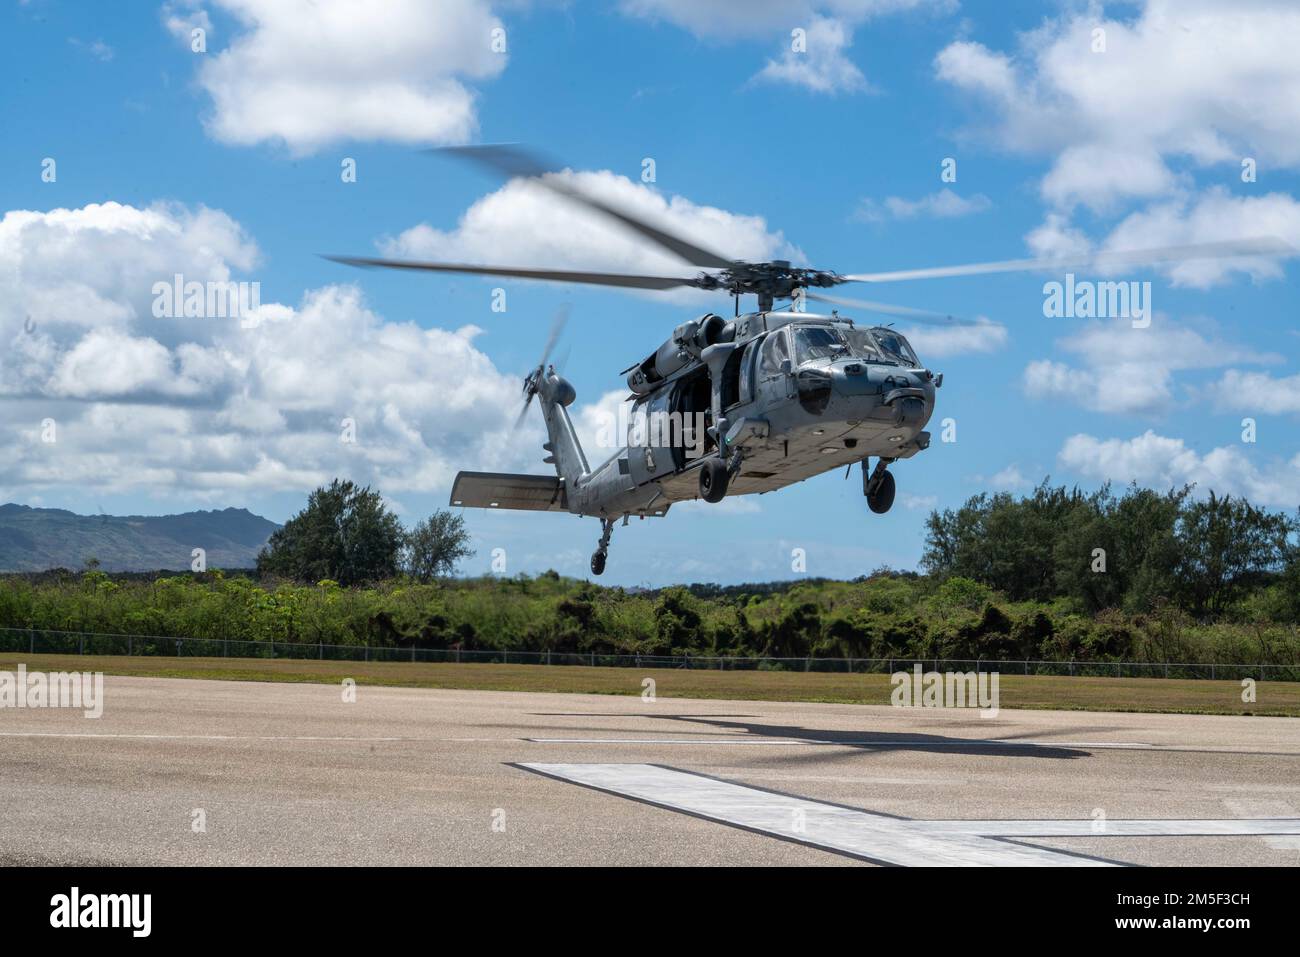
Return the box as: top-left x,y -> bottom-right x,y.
0,503 -> 279,572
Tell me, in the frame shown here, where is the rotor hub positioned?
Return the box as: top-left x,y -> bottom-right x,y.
702,263 -> 844,303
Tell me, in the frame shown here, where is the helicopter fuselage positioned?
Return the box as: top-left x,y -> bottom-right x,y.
563,310 -> 936,519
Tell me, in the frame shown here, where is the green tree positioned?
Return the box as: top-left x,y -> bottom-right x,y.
924,482 -> 1096,600
256,479 -> 404,586
929,576 -> 993,618
653,587 -> 703,654
1175,493 -> 1291,618
1053,484 -> 1187,614
1107,485 -> 1187,612
761,601 -> 822,658
403,510 -> 474,582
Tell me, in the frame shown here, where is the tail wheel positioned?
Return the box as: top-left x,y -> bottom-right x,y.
867,470 -> 896,514
699,458 -> 730,503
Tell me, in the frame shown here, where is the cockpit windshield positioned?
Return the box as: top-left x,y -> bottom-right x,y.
791,326 -> 850,364
842,328 -> 882,362
869,328 -> 919,367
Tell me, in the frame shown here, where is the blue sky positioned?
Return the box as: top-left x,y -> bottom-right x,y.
2,0 -> 1298,585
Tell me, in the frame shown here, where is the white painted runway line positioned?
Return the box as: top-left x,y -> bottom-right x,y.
910,819 -> 1300,836
1223,799 -> 1300,851
519,763 -> 1300,866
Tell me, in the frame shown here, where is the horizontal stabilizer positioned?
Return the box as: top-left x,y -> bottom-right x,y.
449,471 -> 568,512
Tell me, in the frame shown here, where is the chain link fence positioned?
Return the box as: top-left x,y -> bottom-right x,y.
1,626 -> 1296,681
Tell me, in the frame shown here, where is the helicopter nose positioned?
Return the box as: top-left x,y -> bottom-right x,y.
830,360 -> 931,400
829,359 -> 879,397
824,361 -> 934,429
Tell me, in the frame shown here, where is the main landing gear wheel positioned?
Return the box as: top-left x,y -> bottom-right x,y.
699,457 -> 730,503
867,469 -> 896,514
590,551 -> 606,576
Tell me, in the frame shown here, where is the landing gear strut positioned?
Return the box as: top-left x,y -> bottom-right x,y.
590,517 -> 614,576
864,458 -> 896,514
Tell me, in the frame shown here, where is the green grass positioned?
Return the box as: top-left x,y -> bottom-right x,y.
3,652 -> 1298,716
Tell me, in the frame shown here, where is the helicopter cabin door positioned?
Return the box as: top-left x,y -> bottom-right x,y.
627,388 -> 679,486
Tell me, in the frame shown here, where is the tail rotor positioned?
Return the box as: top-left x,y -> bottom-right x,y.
513,305 -> 569,432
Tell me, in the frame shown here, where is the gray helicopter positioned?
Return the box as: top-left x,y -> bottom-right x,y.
330,146 -> 1288,575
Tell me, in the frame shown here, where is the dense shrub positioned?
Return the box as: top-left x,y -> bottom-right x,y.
2,502 -> 1298,668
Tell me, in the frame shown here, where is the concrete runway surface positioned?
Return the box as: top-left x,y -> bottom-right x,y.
1,675 -> 1299,866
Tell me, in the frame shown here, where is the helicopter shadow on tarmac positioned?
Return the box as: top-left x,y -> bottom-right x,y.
526,712 -> 1092,759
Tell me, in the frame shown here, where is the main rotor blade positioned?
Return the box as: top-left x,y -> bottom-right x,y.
437,144 -> 736,270
842,237 -> 1295,284
804,291 -> 979,327
324,255 -> 702,291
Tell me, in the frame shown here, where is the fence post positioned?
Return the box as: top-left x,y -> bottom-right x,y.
319,642 -> 322,660
128,635 -> 133,657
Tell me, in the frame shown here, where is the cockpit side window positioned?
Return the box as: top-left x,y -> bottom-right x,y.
737,339 -> 757,404
758,329 -> 789,377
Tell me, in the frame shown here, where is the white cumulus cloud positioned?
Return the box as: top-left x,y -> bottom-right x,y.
1059,430 -> 1300,507
898,317 -> 1008,360
753,16 -> 868,94
1203,369 -> 1300,416
382,168 -> 802,303
853,188 -> 992,223
1023,315 -> 1280,415
935,0 -> 1300,211
1098,188 -> 1300,289
621,0 -> 954,94
173,0 -> 507,154
0,200 -> 553,501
